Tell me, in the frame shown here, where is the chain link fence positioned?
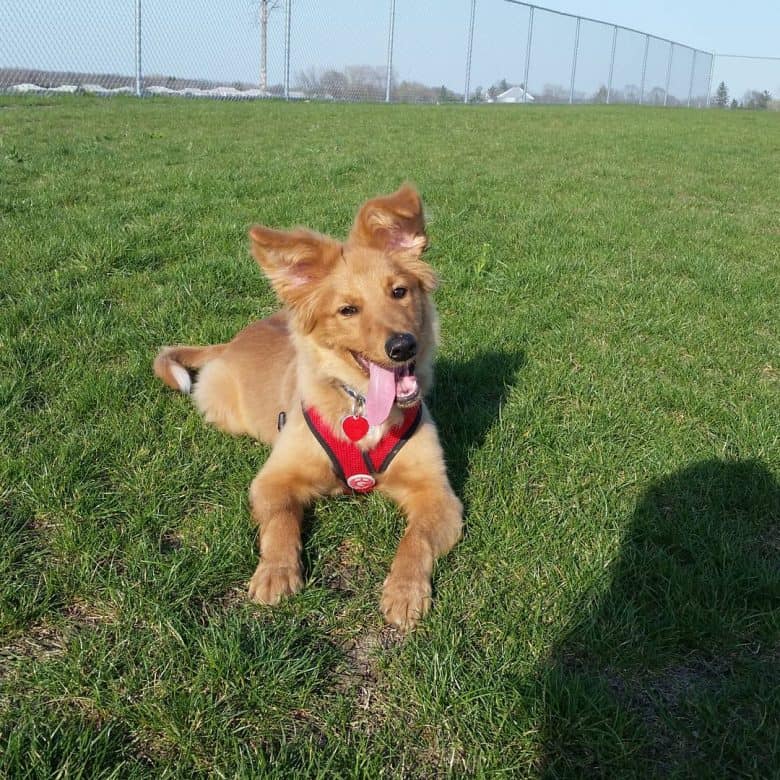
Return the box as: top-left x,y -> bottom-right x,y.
1,1 -> 776,108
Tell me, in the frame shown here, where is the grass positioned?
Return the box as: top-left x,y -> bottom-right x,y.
1,94 -> 778,777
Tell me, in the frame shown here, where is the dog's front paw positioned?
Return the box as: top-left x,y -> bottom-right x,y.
248,561 -> 303,605
381,573 -> 432,632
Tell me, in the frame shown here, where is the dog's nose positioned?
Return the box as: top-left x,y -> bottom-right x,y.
385,332 -> 417,362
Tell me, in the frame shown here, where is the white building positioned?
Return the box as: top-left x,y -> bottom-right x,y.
494,86 -> 535,103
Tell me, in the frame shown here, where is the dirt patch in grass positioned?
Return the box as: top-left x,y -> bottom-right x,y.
320,539 -> 365,598
340,624 -> 402,710
602,658 -> 730,768
760,364 -> 780,384
0,621 -> 66,671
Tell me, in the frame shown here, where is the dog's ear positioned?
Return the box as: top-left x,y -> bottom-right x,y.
348,184 -> 437,292
249,226 -> 340,329
348,184 -> 428,258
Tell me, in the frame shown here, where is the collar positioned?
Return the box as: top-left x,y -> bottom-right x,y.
340,383 -> 366,417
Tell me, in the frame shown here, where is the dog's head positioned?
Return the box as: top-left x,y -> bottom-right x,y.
249,185 -> 438,423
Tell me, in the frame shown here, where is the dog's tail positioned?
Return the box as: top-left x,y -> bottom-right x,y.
153,343 -> 226,394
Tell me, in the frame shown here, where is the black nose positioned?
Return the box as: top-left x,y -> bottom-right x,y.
385,332 -> 417,362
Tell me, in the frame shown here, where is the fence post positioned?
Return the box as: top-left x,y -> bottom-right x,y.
606,24 -> 617,104
706,53 -> 715,107
134,0 -> 142,97
569,16 -> 580,104
283,0 -> 291,99
464,0 -> 476,103
385,0 -> 396,103
639,34 -> 649,105
259,0 -> 268,91
523,5 -> 534,103
663,41 -> 674,106
687,49 -> 696,107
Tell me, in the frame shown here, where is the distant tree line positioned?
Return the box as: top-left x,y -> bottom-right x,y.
5,65 -> 774,110
475,77 -> 707,106
295,65 -> 463,103
712,81 -> 773,110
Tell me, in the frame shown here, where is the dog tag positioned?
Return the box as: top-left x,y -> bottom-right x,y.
347,473 -> 376,492
341,415 -> 369,442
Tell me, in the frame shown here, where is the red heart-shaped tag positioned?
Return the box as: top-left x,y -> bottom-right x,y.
341,415 -> 369,441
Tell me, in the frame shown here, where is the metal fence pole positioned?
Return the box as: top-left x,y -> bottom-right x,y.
639,34 -> 649,105
522,5 -> 534,103
606,24 -> 617,104
687,49 -> 696,107
134,0 -> 142,97
385,0 -> 396,103
569,16 -> 580,104
259,0 -> 268,91
283,0 -> 291,100
663,41 -> 674,107
706,53 -> 715,107
464,0 -> 476,103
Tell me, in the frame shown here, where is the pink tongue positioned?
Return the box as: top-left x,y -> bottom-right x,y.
365,362 -> 396,425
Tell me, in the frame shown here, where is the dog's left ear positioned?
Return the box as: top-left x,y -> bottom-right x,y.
348,184 -> 436,291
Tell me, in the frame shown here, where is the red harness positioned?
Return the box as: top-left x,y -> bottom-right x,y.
303,404 -> 422,493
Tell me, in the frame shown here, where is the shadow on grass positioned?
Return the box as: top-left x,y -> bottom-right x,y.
428,349 -> 526,498
539,458 -> 780,777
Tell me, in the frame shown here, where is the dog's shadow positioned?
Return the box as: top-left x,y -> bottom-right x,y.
428,349 -> 526,498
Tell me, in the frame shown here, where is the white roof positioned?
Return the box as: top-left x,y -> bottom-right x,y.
496,86 -> 535,102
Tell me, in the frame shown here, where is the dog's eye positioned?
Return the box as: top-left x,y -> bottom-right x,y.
339,305 -> 359,317
392,286 -> 407,299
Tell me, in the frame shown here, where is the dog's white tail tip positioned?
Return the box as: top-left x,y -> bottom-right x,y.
170,363 -> 192,394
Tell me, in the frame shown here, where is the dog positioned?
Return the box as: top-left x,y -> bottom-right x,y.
153,185 -> 462,630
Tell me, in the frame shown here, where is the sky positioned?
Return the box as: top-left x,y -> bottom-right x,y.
2,0 -> 778,101
554,0 -> 780,98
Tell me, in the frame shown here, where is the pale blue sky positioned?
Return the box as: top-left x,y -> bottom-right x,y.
2,1 -> 778,99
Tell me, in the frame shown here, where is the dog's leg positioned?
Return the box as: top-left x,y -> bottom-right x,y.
380,474 -> 463,632
248,469 -> 308,604
247,435 -> 332,605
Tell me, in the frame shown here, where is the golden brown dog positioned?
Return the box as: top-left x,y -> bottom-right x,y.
154,185 -> 462,630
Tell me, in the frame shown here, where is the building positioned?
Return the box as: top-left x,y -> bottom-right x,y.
494,86 -> 535,103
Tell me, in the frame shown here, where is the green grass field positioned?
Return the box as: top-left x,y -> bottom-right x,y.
1,95 -> 778,777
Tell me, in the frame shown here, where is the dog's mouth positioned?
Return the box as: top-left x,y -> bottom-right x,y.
351,352 -> 420,424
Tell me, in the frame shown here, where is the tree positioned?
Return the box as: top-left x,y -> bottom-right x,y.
437,85 -> 461,103
624,83 -> 639,103
541,83 -> 568,103
647,86 -> 665,106
344,65 -> 386,101
395,80 -> 437,103
713,81 -> 729,108
742,89 -> 771,110
295,67 -> 319,96
730,98 -> 739,110
320,69 -> 349,100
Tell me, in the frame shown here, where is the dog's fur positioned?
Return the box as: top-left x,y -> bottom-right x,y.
153,185 -> 462,630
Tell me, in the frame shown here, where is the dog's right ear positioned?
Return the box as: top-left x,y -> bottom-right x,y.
249,226 -> 340,326
348,184 -> 427,258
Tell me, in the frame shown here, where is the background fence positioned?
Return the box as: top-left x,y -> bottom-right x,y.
1,1 -> 777,108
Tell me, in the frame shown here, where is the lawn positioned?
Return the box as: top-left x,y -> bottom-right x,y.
1,95 -> 778,777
